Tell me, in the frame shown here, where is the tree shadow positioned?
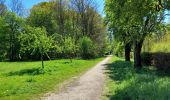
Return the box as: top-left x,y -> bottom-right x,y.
104,60 -> 170,100
105,61 -> 134,82
6,68 -> 44,76
61,62 -> 71,64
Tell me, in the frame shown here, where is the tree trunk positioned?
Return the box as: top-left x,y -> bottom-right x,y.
125,43 -> 131,62
41,54 -> 44,69
70,58 -> 72,63
134,40 -> 143,68
9,43 -> 13,61
9,31 -> 14,61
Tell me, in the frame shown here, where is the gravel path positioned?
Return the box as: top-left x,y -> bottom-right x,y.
44,56 -> 111,100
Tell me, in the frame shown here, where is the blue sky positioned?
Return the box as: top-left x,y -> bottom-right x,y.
6,0 -> 169,22
22,0 -> 48,8
95,0 -> 105,15
20,0 -> 105,15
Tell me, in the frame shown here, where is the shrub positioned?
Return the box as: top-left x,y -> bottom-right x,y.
141,52 -> 153,66
63,37 -> 76,62
142,52 -> 170,71
78,36 -> 96,59
152,53 -> 170,71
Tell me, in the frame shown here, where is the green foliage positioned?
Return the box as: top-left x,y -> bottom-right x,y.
78,36 -> 96,59
103,57 -> 170,100
27,2 -> 56,35
20,26 -> 53,55
25,1 -> 107,59
2,12 -> 24,61
101,37 -> 113,55
63,37 -> 76,61
105,0 -> 168,67
0,16 -> 7,60
113,40 -> 124,57
0,58 -> 104,100
19,26 -> 54,68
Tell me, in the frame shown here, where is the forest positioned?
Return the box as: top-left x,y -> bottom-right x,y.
0,0 -> 170,100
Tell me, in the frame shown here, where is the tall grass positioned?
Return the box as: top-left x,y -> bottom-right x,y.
151,33 -> 170,52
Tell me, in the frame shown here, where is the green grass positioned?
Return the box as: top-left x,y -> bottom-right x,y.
0,58 -> 104,100
151,33 -> 170,53
103,57 -> 170,100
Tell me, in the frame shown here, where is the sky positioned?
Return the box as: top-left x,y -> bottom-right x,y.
6,0 -> 169,23
95,0 -> 105,16
16,0 -> 105,16
22,0 -> 48,9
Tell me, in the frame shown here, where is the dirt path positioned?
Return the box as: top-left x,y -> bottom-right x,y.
44,56 -> 111,100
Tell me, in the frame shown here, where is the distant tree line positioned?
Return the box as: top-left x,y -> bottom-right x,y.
0,0 -> 111,65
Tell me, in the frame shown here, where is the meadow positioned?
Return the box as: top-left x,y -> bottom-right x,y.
103,57 -> 170,100
0,58 -> 104,100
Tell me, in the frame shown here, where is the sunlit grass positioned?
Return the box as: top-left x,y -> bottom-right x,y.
0,58 -> 104,100
103,57 -> 170,100
151,33 -> 170,53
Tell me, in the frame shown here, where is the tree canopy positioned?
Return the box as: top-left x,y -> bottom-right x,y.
105,0 -> 170,68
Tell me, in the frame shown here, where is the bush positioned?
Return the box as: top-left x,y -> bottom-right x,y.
78,37 -> 96,59
141,52 -> 153,66
152,53 -> 170,71
142,52 -> 170,71
63,37 -> 76,60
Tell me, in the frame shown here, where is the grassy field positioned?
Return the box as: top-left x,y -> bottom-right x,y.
103,57 -> 170,100
0,58 -> 104,100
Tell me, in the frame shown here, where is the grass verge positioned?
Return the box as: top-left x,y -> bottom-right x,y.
103,56 -> 170,100
0,58 -> 105,100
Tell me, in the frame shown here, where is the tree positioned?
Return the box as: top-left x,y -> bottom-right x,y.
128,0 -> 165,68
27,2 -> 56,35
53,0 -> 67,37
71,0 -> 107,57
4,12 -> 24,61
105,0 -> 133,61
0,16 -> 8,60
19,26 -> 54,69
71,0 -> 98,36
105,0 -> 168,68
